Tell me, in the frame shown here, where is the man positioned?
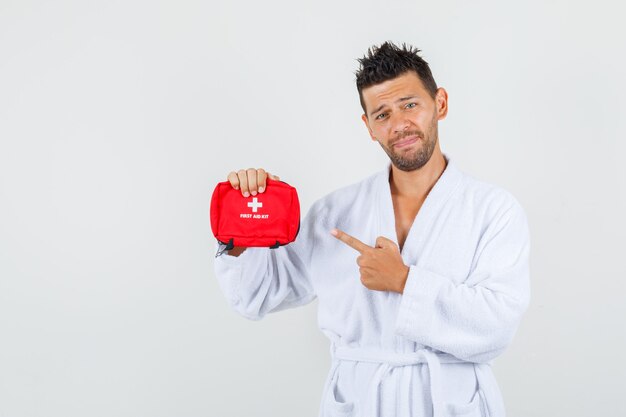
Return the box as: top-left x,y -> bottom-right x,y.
213,41 -> 530,417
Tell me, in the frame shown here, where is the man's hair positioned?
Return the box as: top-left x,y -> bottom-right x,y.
355,41 -> 438,116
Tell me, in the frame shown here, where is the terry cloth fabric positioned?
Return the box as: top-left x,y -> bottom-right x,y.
213,153 -> 531,417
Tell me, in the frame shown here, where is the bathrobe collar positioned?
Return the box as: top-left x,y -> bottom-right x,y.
374,153 -> 464,261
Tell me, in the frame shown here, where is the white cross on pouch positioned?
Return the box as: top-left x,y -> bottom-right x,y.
247,197 -> 263,213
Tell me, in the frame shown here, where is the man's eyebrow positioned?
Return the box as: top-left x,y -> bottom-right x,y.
369,95 -> 420,117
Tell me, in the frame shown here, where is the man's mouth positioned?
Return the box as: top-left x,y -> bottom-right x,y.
394,136 -> 420,148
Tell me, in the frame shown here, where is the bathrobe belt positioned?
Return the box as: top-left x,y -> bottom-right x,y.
331,344 -> 466,417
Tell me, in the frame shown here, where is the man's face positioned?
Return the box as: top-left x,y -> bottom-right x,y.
361,71 -> 447,172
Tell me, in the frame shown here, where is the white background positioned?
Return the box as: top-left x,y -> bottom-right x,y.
1,0 -> 624,416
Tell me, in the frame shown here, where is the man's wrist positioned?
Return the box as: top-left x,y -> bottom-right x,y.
227,246 -> 247,257
396,264 -> 410,294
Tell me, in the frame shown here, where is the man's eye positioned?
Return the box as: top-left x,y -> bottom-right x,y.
376,113 -> 387,120
406,102 -> 417,108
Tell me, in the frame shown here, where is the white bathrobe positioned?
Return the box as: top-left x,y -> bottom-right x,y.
213,153 -> 530,417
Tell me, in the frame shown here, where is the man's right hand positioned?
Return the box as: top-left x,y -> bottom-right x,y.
224,168 -> 281,256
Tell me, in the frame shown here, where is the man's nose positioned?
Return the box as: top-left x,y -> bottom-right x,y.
390,111 -> 411,133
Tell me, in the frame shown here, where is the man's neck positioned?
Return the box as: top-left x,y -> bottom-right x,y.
389,151 -> 448,200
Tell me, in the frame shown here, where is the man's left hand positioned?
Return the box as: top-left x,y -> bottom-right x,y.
330,228 -> 409,294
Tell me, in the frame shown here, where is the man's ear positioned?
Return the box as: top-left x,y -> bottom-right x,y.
361,113 -> 376,141
436,87 -> 449,120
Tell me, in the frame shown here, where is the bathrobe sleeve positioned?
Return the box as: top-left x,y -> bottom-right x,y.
212,202 -> 320,321
394,200 -> 531,363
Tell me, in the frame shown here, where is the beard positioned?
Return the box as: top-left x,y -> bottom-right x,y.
377,112 -> 438,172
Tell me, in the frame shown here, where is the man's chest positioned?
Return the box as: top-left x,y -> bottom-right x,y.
310,193 -> 481,296
392,196 -> 424,252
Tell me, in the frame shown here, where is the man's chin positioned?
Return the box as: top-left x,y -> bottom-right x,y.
389,153 -> 430,172
391,160 -> 422,172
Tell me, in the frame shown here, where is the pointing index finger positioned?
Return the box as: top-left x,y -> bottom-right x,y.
331,228 -> 372,253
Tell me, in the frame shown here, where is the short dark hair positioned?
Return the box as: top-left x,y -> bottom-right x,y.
355,41 -> 438,116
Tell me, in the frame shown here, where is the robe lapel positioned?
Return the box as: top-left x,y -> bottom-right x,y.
374,152 -> 464,265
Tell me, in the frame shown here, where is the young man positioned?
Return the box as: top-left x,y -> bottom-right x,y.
214,41 -> 530,417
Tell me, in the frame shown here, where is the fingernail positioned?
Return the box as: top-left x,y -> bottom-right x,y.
251,190 -> 257,196
243,191 -> 249,197
258,187 -> 264,193
330,228 -> 338,236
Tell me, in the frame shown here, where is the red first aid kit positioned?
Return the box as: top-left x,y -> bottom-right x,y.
210,178 -> 301,254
